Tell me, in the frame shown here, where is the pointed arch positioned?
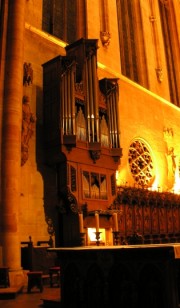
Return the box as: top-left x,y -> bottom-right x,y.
42,0 -> 87,44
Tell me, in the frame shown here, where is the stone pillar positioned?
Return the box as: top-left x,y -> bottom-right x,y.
1,0 -> 25,286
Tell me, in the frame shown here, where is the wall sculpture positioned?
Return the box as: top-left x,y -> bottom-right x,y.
21,95 -> 36,166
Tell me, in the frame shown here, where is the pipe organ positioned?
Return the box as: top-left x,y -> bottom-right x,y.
43,38 -> 122,246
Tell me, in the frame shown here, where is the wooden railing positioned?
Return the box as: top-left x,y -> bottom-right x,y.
110,186 -> 180,244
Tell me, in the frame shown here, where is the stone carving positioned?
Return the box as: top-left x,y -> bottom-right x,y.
21,95 -> 36,166
99,0 -> 111,47
163,127 -> 176,189
163,127 -> 174,139
155,67 -> 163,83
167,147 -> 176,175
100,31 -> 111,47
166,146 -> 177,189
23,62 -> 33,85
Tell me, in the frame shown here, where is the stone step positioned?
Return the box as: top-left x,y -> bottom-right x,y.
41,298 -> 61,307
0,284 -> 23,299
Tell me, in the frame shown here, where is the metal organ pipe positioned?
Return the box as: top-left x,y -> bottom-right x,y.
115,86 -> 120,148
88,56 -> 94,142
61,76 -> 65,135
71,66 -> 76,135
92,54 -> 99,142
109,93 -> 115,147
61,64 -> 76,136
112,90 -> 118,147
106,82 -> 120,149
107,95 -> 113,148
67,70 -> 71,134
64,73 -> 68,135
85,60 -> 91,142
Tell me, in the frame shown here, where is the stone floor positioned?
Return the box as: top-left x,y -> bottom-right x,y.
0,285 -> 61,307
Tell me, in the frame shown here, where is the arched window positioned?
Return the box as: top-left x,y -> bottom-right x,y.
128,139 -> 154,187
158,0 -> 180,106
42,0 -> 86,44
116,0 -> 148,87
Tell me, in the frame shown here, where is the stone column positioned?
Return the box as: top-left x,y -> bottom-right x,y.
1,0 -> 25,286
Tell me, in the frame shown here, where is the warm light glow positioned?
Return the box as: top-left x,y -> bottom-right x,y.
116,170 -> 121,186
97,62 -> 106,69
88,228 -> 105,243
98,61 -> 180,113
95,212 -> 99,232
149,178 -> 160,191
173,166 -> 180,194
25,23 -> 67,48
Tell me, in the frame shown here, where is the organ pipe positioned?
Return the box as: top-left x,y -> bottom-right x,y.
88,57 -> 94,142
67,72 -> 70,133
85,59 -> 91,142
112,91 -> 118,147
61,76 -> 64,134
64,73 -> 68,134
110,94 -> 115,147
107,94 -> 113,147
61,62 -> 76,136
115,85 -> 120,148
92,53 -> 99,142
106,86 -> 120,148
71,66 -> 76,135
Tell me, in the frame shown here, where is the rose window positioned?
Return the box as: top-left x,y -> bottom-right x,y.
128,140 -> 154,186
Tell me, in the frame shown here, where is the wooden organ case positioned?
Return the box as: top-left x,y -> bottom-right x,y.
42,38 -> 122,246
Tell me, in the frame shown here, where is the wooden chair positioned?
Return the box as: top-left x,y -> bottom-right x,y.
49,267 -> 60,287
27,271 -> 43,293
